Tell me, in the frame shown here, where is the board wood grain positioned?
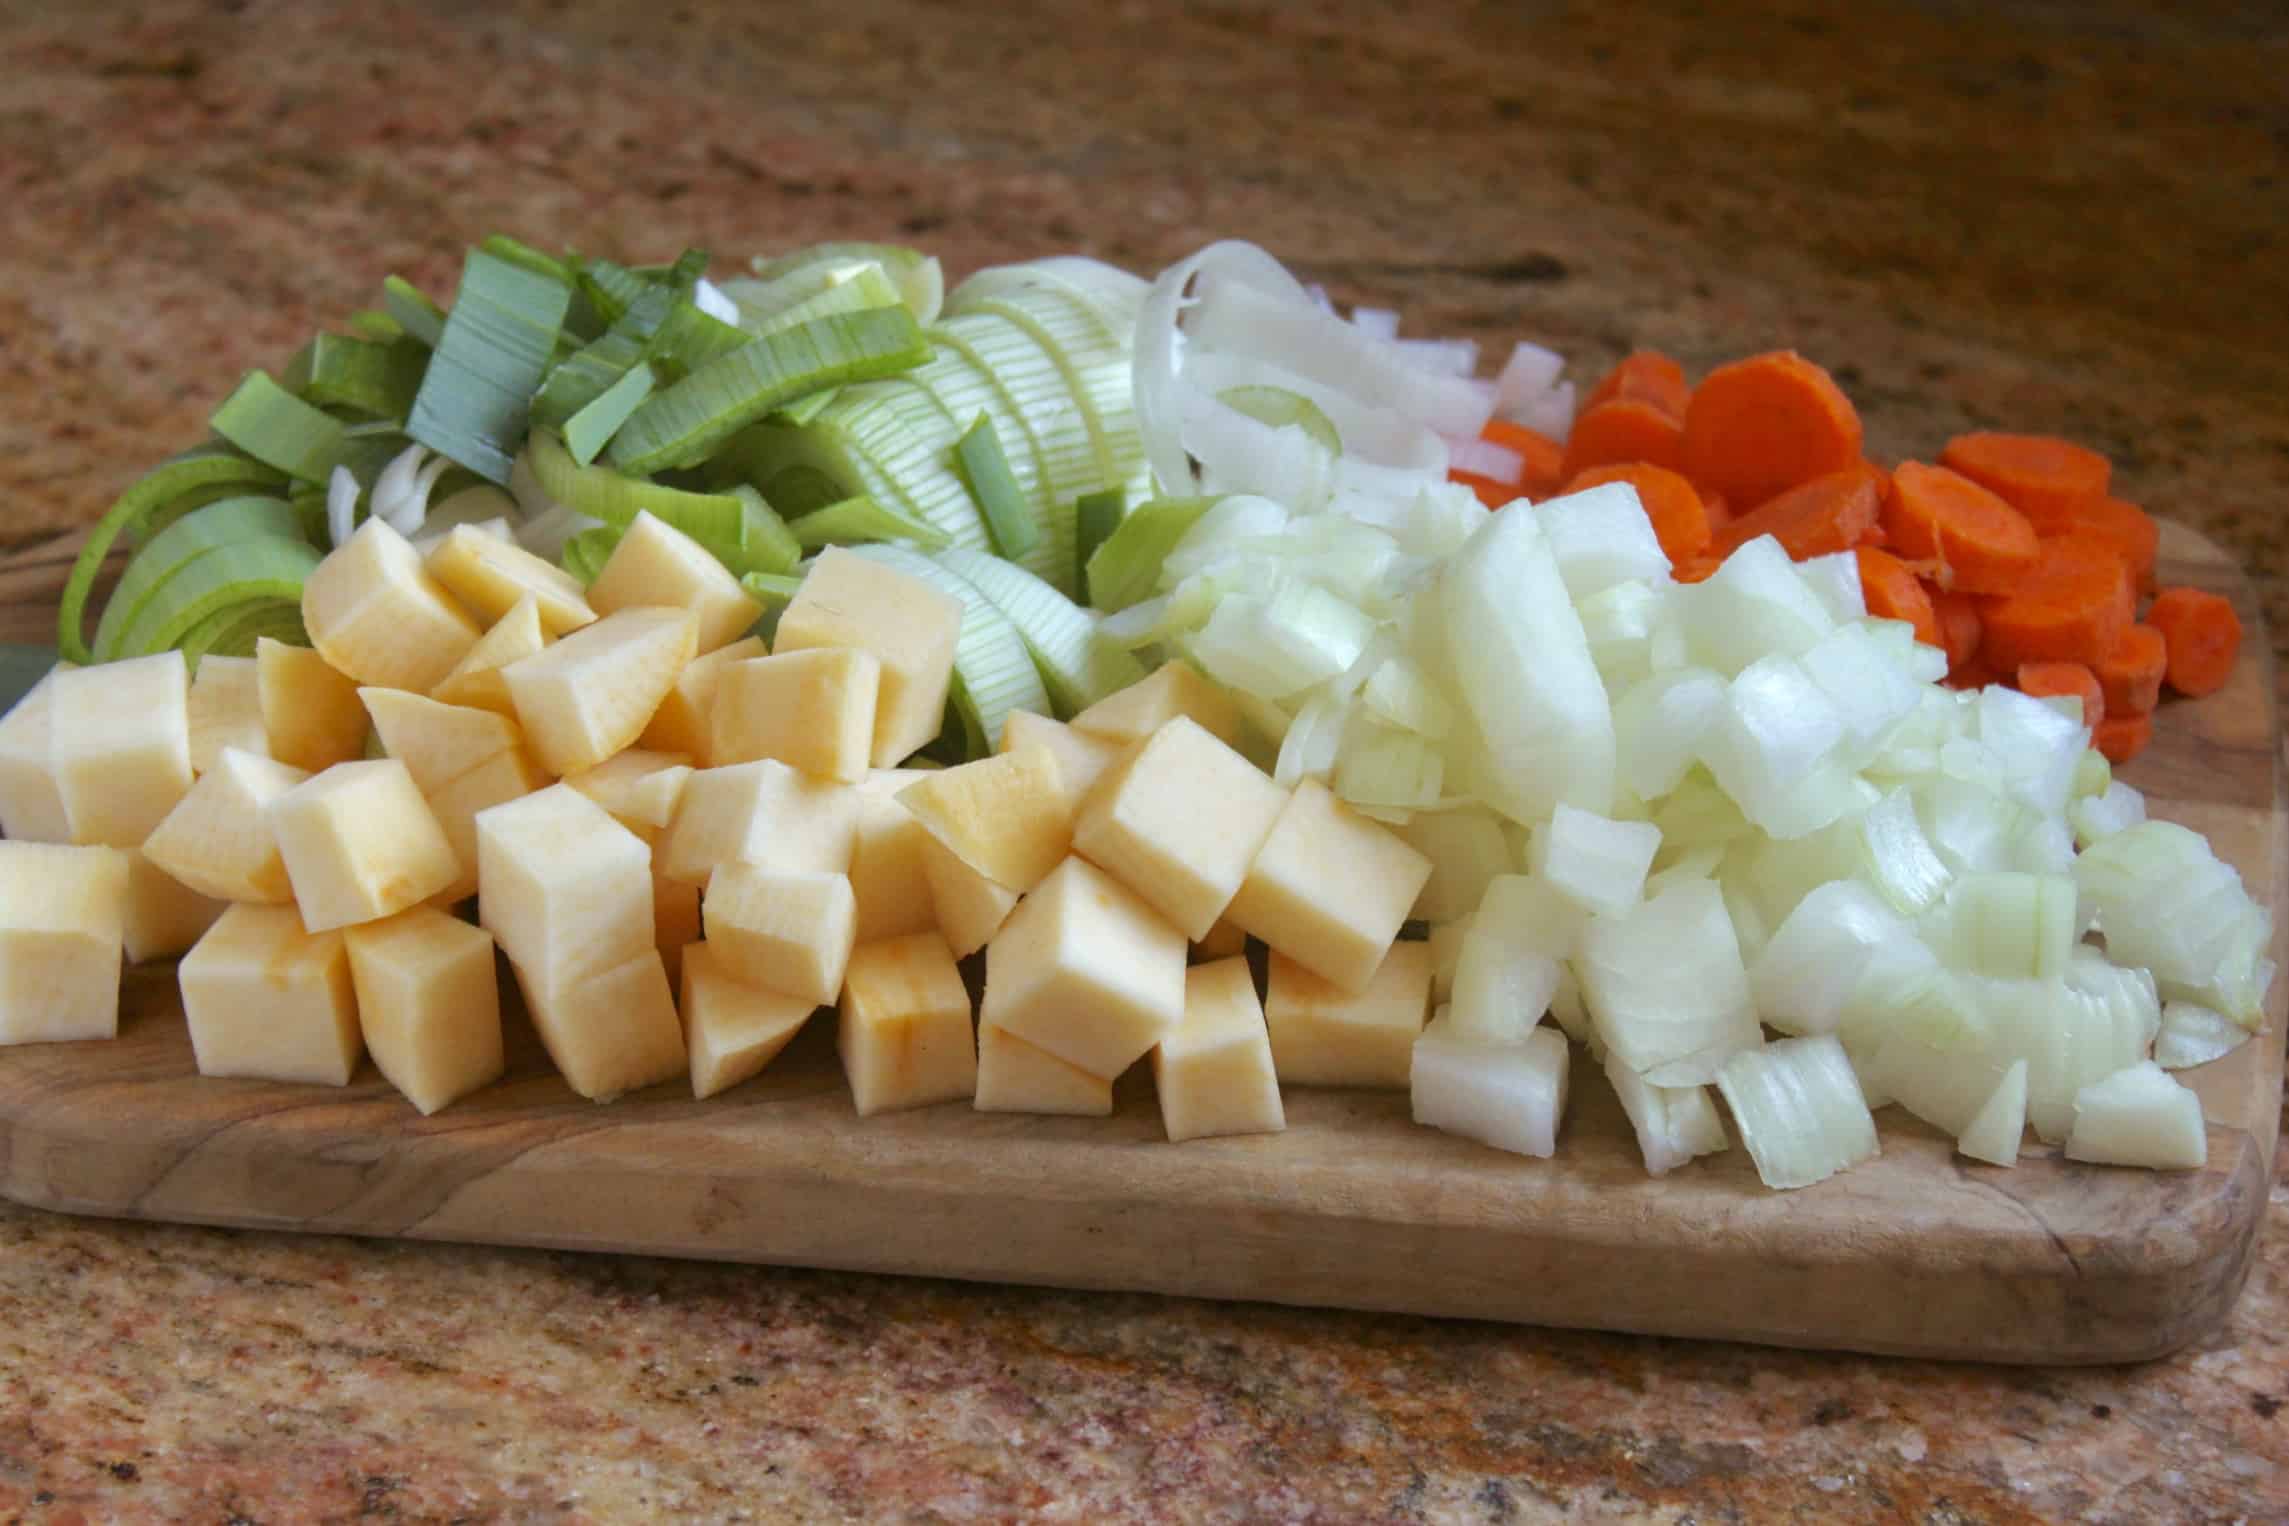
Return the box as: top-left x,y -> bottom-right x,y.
0,521 -> 2278,1363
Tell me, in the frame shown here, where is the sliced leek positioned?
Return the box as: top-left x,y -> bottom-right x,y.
844,543 -> 1050,757
382,275 -> 447,347
564,361 -> 657,465
953,413 -> 1040,558
930,545 -> 1146,714
789,494 -> 951,551
727,487 -> 803,576
210,370 -> 350,482
1085,496 -> 1218,611
93,495 -> 305,661
407,249 -> 572,484
1075,488 -> 1124,593
284,333 -> 428,420
114,531 -> 322,662
561,527 -> 617,586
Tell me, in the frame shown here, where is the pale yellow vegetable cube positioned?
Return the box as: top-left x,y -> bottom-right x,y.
0,842 -> 127,1044
269,760 -> 461,932
1262,941 -> 1432,1089
1228,778 -> 1433,993
303,517 -> 483,691
476,784 -> 655,996
711,648 -> 880,782
343,906 -> 503,1114
1071,716 -> 1287,941
679,940 -> 815,1099
511,946 -> 686,1101
359,688 -> 522,796
773,547 -> 962,767
849,790 -> 939,944
258,637 -> 369,772
1192,916 -> 1249,962
1071,660 -> 1243,750
899,745 -> 1071,896
565,749 -> 693,836
703,864 -> 856,1005
47,651 -> 192,848
1155,956 -> 1286,1141
920,833 -> 1019,957
587,510 -> 762,653
638,636 -> 763,762
425,747 -> 551,906
503,606 -> 699,777
141,747 -> 308,904
424,523 -> 597,635
655,875 -> 702,986
998,710 -> 1124,809
179,903 -> 362,1084
432,594 -> 549,717
658,760 -> 861,886
974,1021 -> 1113,1116
0,662 -> 73,843
979,855 -> 1186,1079
185,655 -> 268,774
120,850 -> 224,963
838,931 -> 977,1115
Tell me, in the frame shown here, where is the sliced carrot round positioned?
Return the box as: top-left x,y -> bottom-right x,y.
1582,351 -> 1691,419
2015,661 -> 2104,731
2147,585 -> 2241,698
1679,351 -> 1863,509
1880,462 -> 2040,594
2093,710 -> 2153,765
2060,496 -> 2158,592
1976,534 -> 2134,671
1708,462 -> 1884,562
1855,548 -> 1940,648
1562,462 -> 1711,567
1479,419 -> 1567,499
1558,398 -> 1684,478
2095,622 -> 2167,716
1939,432 -> 2111,534
1929,585 -> 1983,673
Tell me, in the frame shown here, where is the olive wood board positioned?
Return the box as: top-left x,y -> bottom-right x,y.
0,520 -> 2278,1364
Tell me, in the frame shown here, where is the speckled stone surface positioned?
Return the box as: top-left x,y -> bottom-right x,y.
2,0 -> 2286,1518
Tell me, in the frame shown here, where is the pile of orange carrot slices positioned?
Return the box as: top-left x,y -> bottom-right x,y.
1451,350 -> 2242,764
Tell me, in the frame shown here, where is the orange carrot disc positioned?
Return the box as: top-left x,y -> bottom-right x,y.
1929,585 -> 1983,673
1976,535 -> 2134,671
2093,710 -> 2153,765
1558,398 -> 1685,478
1679,351 -> 1863,509
1855,548 -> 1941,649
2015,661 -> 2105,731
2095,623 -> 2167,716
2147,585 -> 2241,698
1939,431 -> 2111,535
1582,351 -> 1691,419
1880,462 -> 2040,594
1708,462 -> 1885,562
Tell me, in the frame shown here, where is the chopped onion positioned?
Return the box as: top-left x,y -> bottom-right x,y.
1858,786 -> 1952,915
1613,669 -> 1728,802
2076,821 -> 2273,1026
1697,654 -> 1847,837
1716,1034 -> 1879,1190
370,443 -> 451,536
1397,809 -> 1515,923
1605,1052 -> 1730,1176
1493,340 -> 1566,416
1348,306 -> 1400,340
1956,1058 -> 2028,1167
1531,803 -> 1660,918
1410,1018 -> 1571,1158
1937,872 -> 2077,979
1447,437 -> 1525,486
1388,336 -> 1479,378
2064,1062 -> 2207,1170
1751,880 -> 1926,1037
1680,536 -> 1835,675
324,465 -> 360,550
2070,778 -> 2146,848
1794,551 -> 1866,625
1580,878 -> 1761,1085
2153,1001 -> 2250,1070
1509,379 -> 1576,444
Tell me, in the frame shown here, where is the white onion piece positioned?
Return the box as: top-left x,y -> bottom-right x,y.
1349,306 -> 1400,340
1795,551 -> 1866,624
1858,786 -> 1952,915
1612,669 -> 1727,802
1476,872 -> 1587,962
1717,1034 -> 1879,1190
1536,483 -> 1672,600
1180,351 -> 1448,473
1494,340 -> 1566,415
1681,536 -> 1835,675
1697,655 -> 1846,836
1605,1053 -> 1729,1176
2064,1062 -> 2207,1170
324,465 -> 359,550
1161,494 -> 1291,583
512,501 -> 606,560
1577,581 -> 1664,692
1509,378 -> 1577,443
1580,879 -> 1760,1085
2070,778 -> 2146,847
1751,880 -> 1927,1037
2076,821 -> 2272,1025
2153,1001 -> 2249,1070
1450,920 -> 1561,1043
1939,872 -> 2077,980
1303,282 -> 1336,314
1799,623 -> 1924,761
1448,437 -> 1524,485
1335,718 -> 1444,815
1134,240 -> 1315,496
1388,336 -> 1479,379
1396,809 -> 1514,923
1179,387 -> 1335,510
1411,1018 -> 1571,1158
1531,803 -> 1661,918
691,276 -> 741,324
1976,685 -> 2085,818
1955,1058 -> 2028,1166
371,443 -> 450,536
1273,690 -> 1349,789
2068,945 -> 2161,1055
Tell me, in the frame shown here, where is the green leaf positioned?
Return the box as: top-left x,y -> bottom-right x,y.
1084,495 -> 1218,612
283,333 -> 429,420
210,370 -> 350,482
789,493 -> 951,551
406,249 -> 572,484
953,413 -> 1040,559
565,361 -> 657,466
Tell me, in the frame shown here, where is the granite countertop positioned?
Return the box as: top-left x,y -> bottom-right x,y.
2,0 -> 2285,1518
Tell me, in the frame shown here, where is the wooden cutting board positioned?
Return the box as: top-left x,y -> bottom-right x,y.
0,522 -> 2278,1364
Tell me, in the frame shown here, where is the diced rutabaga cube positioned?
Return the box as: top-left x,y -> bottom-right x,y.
426,747 -> 552,906
1411,1018 -> 1571,1158
502,606 -> 700,777
141,748 -> 308,904
0,661 -> 72,843
838,931 -> 977,1115
185,655 -> 268,774
476,784 -> 655,996
424,523 -> 597,636
343,906 -> 503,1114
257,637 -> 369,773
2064,1061 -> 2208,1170
980,855 -> 1186,1079
1530,803 -> 1662,918
510,946 -> 686,1101
654,875 -> 702,986
303,517 -> 484,691
920,833 -> 1019,957
1263,942 -> 1432,1089
974,1021 -> 1114,1116
1393,808 -> 1514,924
1226,777 -> 1431,993
680,940 -> 816,1099
849,789 -> 940,945
659,761 -> 862,887
586,511 -> 762,654
1071,716 -> 1286,941
1153,956 -> 1285,1141
120,850 -> 224,963
711,649 -> 881,782
566,750 -> 693,837
773,547 -> 963,768
900,746 -> 1073,896
269,760 -> 462,932
179,903 -> 361,1084
638,636 -> 763,762
1192,916 -> 1249,962
358,688 -> 523,796
1071,660 -> 1245,751
1578,878 -> 1760,1086
0,842 -> 128,1044
703,864 -> 857,1005
47,652 -> 192,847
999,711 -> 1125,810
432,594 -> 550,718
